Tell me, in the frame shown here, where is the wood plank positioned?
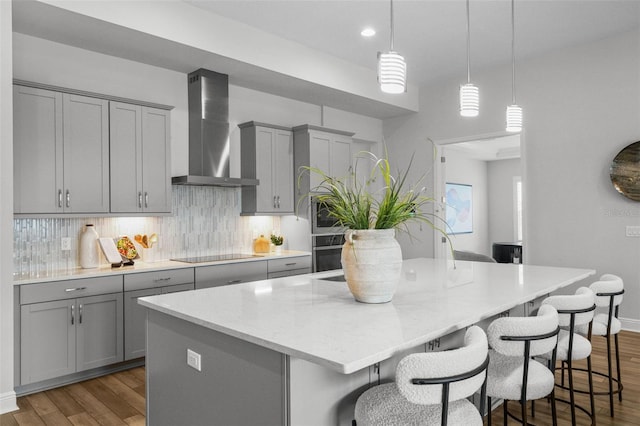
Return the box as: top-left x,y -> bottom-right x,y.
96,374 -> 145,415
67,412 -> 100,426
43,388 -> 83,418
63,383 -> 126,426
0,412 -> 20,426
12,410 -> 46,426
39,410 -> 73,426
25,393 -> 58,417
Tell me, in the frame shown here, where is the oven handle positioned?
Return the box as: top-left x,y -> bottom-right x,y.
312,245 -> 343,251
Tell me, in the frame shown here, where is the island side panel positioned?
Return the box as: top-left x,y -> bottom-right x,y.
288,357 -> 371,425
146,310 -> 286,426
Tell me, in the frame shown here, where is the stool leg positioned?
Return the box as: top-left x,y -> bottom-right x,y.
568,358 -> 577,426
587,354 -> 596,425
487,397 -> 492,426
550,389 -> 558,426
607,333 -> 614,416
521,399 -> 527,426
503,399 -> 508,426
615,333 -> 623,402
561,361 -> 565,386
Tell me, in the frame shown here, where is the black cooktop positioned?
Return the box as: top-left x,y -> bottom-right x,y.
170,254 -> 261,263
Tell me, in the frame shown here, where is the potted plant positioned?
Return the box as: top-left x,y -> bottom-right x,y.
300,150 -> 450,303
270,233 -> 284,253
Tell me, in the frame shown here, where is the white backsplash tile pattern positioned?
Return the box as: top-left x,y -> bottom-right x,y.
13,186 -> 280,278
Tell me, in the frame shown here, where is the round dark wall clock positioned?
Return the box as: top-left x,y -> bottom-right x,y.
610,141 -> 640,201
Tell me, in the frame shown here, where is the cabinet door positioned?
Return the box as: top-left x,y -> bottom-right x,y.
62,94 -> 110,213
273,129 -> 294,212
76,293 -> 124,371
331,135 -> 353,181
110,102 -> 143,213
13,85 -> 63,214
255,127 -> 276,212
20,299 -> 75,384
124,288 -> 161,361
142,107 -> 171,213
309,133 -> 331,191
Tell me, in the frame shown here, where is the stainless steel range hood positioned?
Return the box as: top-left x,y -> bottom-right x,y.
172,69 -> 258,187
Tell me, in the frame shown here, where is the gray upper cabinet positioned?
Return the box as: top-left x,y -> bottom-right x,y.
14,86 -> 109,214
292,125 -> 354,210
240,122 -> 294,215
110,102 -> 171,214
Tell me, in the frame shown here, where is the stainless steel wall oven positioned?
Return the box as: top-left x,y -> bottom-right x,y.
312,233 -> 345,272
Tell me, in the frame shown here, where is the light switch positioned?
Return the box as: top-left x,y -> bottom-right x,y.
626,226 -> 640,237
187,349 -> 201,371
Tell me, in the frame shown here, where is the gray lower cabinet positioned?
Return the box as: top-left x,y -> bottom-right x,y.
195,261 -> 268,289
124,269 -> 195,360
20,292 -> 123,385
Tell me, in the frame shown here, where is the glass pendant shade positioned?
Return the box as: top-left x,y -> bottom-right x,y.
378,51 -> 406,94
459,83 -> 479,117
506,104 -> 523,132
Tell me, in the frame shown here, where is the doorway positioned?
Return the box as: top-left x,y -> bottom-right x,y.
433,132 -> 524,262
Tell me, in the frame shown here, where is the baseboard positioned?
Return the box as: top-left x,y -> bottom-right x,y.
0,390 -> 18,415
620,317 -> 640,332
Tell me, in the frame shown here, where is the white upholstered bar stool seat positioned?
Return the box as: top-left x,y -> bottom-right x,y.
540,287 -> 596,426
486,304 -> 560,426
354,326 -> 488,426
574,273 -> 625,417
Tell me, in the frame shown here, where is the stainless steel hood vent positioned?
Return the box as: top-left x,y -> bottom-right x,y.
172,69 -> 258,187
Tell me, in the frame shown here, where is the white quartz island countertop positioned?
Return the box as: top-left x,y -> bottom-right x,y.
139,258 -> 595,374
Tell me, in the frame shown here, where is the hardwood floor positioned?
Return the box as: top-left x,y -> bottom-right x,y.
1,331 -> 638,425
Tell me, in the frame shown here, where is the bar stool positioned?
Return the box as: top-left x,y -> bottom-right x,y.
354,326 -> 489,426
540,287 -> 596,426
575,274 -> 625,417
486,304 -> 560,426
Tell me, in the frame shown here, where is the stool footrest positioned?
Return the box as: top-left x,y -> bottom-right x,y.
556,367 -> 623,396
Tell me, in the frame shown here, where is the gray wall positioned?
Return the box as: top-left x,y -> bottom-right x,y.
488,158 -> 521,246
444,149 -> 490,256
386,29 -> 640,328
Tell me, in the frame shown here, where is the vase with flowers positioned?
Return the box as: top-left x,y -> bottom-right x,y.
300,149 -> 450,303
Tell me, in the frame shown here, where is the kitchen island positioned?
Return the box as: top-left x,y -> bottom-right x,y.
139,258 -> 595,425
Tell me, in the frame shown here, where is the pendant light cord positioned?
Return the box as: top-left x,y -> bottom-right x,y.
466,0 -> 471,84
390,0 -> 395,51
511,0 -> 516,104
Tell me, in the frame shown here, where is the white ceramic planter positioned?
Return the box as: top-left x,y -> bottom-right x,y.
341,229 -> 403,303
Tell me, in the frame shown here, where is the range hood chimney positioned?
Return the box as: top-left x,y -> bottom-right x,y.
172,69 -> 258,187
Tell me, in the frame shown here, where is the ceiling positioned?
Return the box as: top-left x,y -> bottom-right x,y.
185,0 -> 640,87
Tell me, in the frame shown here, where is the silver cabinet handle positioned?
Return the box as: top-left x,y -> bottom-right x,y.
285,263 -> 297,266
71,304 -> 75,325
66,190 -> 70,208
65,287 -> 87,292
273,195 -> 277,208
79,304 -> 83,324
277,195 -> 280,208
58,190 -> 63,208
144,192 -> 149,208
138,192 -> 143,208
227,279 -> 242,284
153,277 -> 171,283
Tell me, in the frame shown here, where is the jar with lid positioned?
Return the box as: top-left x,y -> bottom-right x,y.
80,224 -> 99,268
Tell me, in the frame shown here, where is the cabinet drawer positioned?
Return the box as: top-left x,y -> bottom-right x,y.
124,268 -> 194,292
267,268 -> 312,279
267,256 -> 312,274
196,261 -> 267,289
21,276 -> 123,305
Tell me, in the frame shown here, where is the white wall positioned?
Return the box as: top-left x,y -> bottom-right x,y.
487,158 -> 521,246
0,1 -> 17,414
444,149 -> 489,255
386,30 -> 640,327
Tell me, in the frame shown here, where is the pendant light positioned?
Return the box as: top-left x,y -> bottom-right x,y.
378,0 -> 406,94
460,0 -> 479,117
506,0 -> 522,132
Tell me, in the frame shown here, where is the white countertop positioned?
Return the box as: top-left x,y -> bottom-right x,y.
13,250 -> 311,285
138,258 -> 595,374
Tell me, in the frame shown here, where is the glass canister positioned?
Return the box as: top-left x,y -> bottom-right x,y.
79,224 -> 99,268
253,234 -> 270,254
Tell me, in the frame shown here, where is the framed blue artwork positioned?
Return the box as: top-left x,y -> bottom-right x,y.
446,183 -> 473,234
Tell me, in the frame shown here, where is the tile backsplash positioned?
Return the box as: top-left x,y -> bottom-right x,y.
13,186 -> 280,278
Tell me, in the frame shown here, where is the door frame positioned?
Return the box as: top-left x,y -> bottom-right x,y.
432,130 -> 527,261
